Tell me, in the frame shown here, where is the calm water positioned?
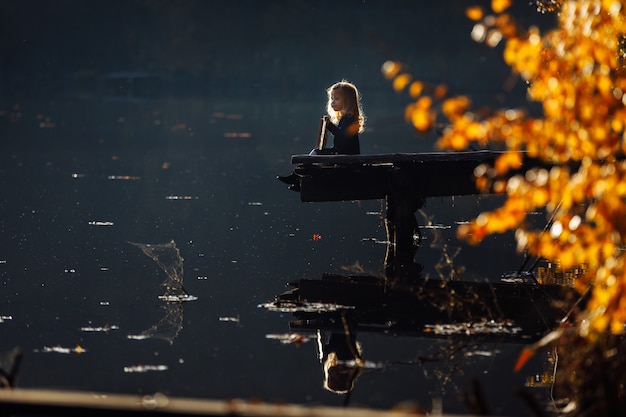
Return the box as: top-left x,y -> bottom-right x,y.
0,96 -> 556,415
0,1 -> 562,415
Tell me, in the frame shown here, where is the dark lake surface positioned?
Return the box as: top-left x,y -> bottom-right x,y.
0,1 -> 564,415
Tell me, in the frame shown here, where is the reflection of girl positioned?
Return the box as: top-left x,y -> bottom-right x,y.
317,329 -> 364,394
311,81 -> 365,155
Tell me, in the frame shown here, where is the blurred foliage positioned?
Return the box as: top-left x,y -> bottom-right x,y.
384,1 -> 626,412
382,0 -> 626,415
385,0 -> 626,338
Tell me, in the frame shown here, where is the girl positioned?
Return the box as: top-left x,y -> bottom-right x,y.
311,80 -> 365,155
278,81 -> 365,189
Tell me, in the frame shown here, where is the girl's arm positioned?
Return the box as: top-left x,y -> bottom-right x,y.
325,115 -> 358,138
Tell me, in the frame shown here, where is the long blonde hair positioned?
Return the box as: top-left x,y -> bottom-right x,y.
326,81 -> 365,133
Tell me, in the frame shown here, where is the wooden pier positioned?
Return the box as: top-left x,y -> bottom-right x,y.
283,151 -> 539,275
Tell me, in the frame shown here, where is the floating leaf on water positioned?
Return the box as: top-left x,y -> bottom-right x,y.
265,333 -> 312,345
36,345 -> 86,354
219,316 -> 240,324
465,350 -> 498,357
80,324 -> 119,332
424,320 -> 522,336
259,301 -> 355,313
419,223 -> 452,230
165,195 -> 198,200
123,364 -> 168,373
107,175 -> 140,181
88,221 -> 114,226
361,237 -> 389,245
158,294 -> 198,302
127,334 -> 150,341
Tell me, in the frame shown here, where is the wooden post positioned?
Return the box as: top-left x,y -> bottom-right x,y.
316,117 -> 328,150
384,170 -> 424,278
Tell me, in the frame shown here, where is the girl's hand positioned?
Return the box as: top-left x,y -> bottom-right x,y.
323,115 -> 330,123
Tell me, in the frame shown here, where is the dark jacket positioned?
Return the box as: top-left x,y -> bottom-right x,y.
326,114 -> 360,155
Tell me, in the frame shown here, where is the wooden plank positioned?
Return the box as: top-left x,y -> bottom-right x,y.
291,150 -> 505,166
288,151 -> 551,202
295,158 -> 482,202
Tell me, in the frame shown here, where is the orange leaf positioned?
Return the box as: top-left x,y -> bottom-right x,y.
492,0 -> 512,13
465,6 -> 484,21
392,73 -> 412,92
514,347 -> 535,372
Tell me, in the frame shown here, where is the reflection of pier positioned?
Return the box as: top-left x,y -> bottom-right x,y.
261,271 -> 583,399
285,151 -> 541,273
267,273 -> 578,343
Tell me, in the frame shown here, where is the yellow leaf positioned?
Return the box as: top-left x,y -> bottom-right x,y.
495,151 -> 523,174
392,73 -> 412,92
409,81 -> 424,98
442,96 -> 470,119
381,61 -> 401,79
466,121 -> 485,140
411,108 -> 434,132
465,6 -> 484,21
491,0 -> 512,13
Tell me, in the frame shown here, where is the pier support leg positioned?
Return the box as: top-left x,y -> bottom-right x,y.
384,172 -> 425,278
